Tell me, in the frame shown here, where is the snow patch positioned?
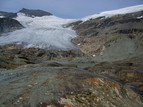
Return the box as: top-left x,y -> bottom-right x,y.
92,55 -> 96,57
137,16 -> 143,19
77,43 -> 81,46
0,16 -> 4,18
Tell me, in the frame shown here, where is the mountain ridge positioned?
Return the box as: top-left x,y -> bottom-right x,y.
0,8 -> 52,18
0,5 -> 143,51
0,4 -> 143,19
19,8 -> 52,17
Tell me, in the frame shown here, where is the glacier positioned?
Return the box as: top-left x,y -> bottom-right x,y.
0,13 -> 78,50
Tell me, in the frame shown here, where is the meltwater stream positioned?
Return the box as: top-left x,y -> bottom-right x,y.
0,13 -> 78,50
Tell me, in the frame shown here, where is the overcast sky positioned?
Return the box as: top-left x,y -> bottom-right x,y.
0,0 -> 143,19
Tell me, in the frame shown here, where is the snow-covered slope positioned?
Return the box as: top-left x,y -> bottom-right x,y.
81,4 -> 143,22
0,13 -> 77,50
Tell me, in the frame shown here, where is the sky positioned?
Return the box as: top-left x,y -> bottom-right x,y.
0,0 -> 143,19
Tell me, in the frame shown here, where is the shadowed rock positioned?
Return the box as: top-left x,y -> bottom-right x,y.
0,11 -> 17,18
0,18 -> 23,34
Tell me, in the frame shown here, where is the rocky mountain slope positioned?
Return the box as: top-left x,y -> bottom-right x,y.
0,11 -> 17,18
0,18 -> 23,34
0,5 -> 143,107
0,8 -> 52,18
19,8 -> 52,17
69,10 -> 143,61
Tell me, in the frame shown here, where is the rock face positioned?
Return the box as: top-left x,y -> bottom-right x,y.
19,8 -> 52,17
0,11 -> 17,18
69,11 -> 143,61
0,18 -> 23,34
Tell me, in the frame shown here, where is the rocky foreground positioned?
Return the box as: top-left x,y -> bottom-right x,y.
0,9 -> 143,107
0,44 -> 143,107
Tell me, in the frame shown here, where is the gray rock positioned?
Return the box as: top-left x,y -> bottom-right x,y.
0,11 -> 17,18
19,8 -> 52,17
0,18 -> 23,34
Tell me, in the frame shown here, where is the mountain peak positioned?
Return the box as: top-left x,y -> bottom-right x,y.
19,8 -> 52,17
